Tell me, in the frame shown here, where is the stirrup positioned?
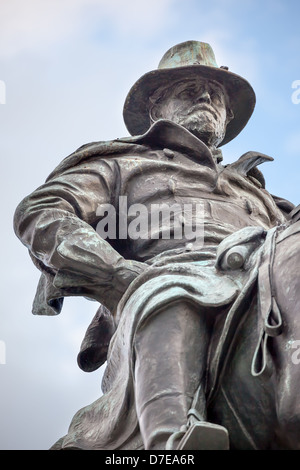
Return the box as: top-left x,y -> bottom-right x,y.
178,421 -> 229,450
166,421 -> 229,450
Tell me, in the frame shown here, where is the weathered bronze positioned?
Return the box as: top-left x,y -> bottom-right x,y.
14,41 -> 300,450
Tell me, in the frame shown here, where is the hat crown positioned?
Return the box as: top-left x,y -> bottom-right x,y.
123,40 -> 256,146
158,41 -> 218,71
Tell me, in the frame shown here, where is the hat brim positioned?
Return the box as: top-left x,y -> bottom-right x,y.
123,65 -> 256,147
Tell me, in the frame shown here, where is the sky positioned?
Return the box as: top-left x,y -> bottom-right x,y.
0,0 -> 299,450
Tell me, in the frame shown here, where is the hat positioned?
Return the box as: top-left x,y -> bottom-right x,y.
123,41 -> 256,146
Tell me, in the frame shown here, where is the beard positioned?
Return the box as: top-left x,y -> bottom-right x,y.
177,111 -> 226,147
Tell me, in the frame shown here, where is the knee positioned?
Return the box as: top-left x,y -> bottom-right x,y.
273,233 -> 300,313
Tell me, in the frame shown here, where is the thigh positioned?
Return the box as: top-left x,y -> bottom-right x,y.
272,229 -> 300,448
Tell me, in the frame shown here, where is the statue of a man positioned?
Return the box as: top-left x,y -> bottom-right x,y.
14,41 -> 300,450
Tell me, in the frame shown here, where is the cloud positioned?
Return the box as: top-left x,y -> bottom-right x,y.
0,0 -> 84,57
285,130 -> 300,156
0,0 -> 175,58
2,0 -> 299,450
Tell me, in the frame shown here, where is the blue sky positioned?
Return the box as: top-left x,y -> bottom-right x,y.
0,0 -> 299,449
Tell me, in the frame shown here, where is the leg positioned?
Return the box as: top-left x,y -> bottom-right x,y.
134,300 -> 212,450
272,230 -> 300,448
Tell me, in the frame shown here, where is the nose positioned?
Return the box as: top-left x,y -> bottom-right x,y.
197,90 -> 211,104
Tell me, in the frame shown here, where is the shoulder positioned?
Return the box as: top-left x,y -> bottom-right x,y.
46,137 -> 143,181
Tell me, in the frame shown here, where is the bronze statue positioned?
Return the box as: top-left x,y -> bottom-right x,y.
14,41 -> 300,450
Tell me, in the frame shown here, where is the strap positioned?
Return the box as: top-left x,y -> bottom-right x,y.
251,330 -> 273,378
252,227 -> 283,377
258,227 -> 282,337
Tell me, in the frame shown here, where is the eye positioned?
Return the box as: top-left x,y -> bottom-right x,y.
220,245 -> 249,270
177,88 -> 195,99
211,91 -> 223,103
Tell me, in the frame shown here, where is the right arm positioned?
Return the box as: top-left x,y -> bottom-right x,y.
14,158 -> 145,313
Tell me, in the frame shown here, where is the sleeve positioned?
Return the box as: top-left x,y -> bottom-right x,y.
271,194 -> 295,218
14,158 -> 144,313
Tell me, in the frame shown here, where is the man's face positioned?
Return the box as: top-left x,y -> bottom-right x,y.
150,78 -> 233,147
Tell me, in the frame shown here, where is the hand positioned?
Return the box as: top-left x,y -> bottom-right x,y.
114,259 -> 147,294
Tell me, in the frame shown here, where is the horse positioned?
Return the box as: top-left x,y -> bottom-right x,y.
206,218 -> 300,450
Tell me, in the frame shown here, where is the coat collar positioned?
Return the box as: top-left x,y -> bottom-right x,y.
117,119 -> 217,169
47,120 -> 216,180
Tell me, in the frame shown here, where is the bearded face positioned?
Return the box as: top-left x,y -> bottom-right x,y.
149,78 -> 234,148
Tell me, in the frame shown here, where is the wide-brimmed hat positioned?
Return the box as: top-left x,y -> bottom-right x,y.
123,41 -> 256,146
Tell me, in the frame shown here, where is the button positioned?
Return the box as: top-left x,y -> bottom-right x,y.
163,148 -> 175,159
245,199 -> 253,214
185,243 -> 193,251
168,179 -> 176,193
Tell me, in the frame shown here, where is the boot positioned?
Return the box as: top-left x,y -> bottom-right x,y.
133,300 -> 225,450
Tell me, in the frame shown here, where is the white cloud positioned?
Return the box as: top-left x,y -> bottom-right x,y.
1,0 -> 299,451
88,0 -> 175,35
285,131 -> 300,156
0,0 -> 83,57
0,0 -> 175,58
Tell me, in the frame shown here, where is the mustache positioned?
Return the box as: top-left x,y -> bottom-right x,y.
184,104 -> 218,121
